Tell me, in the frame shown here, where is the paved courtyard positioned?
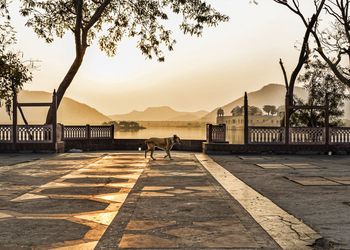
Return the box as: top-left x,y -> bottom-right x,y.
0,152 -> 348,249
212,154 -> 350,249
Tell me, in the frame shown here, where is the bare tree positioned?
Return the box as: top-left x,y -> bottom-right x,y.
19,0 -> 229,124
312,0 -> 350,87
274,0 -> 326,105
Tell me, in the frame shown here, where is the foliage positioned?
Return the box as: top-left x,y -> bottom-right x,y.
230,105 -> 262,116
20,0 -> 229,59
0,1 -> 32,115
263,105 -> 277,115
291,58 -> 350,127
231,106 -> 243,116
0,52 -> 33,110
249,106 -> 262,116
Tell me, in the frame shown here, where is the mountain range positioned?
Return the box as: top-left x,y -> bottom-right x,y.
0,91 -> 111,125
1,84 -> 349,125
202,84 -> 309,122
109,106 -> 208,121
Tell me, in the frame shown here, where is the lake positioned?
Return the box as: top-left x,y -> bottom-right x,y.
115,127 -> 244,144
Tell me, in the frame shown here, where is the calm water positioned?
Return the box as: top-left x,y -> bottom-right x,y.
115,127 -> 206,140
115,127 -> 244,144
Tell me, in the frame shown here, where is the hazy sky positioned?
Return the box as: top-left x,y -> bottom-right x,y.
10,1 -> 316,115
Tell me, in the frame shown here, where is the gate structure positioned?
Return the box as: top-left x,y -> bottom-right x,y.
0,90 -> 61,152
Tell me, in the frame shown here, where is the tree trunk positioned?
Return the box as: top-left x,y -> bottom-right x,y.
45,50 -> 86,124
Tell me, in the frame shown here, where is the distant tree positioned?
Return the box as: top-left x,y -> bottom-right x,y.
291,58 -> 350,127
231,106 -> 243,116
270,106 -> 277,115
249,106 -> 262,116
19,0 -> 229,124
263,105 -> 277,115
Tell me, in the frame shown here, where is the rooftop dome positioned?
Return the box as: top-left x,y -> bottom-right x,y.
217,108 -> 224,116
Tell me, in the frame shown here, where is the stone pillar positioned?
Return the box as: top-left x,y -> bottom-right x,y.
244,92 -> 249,145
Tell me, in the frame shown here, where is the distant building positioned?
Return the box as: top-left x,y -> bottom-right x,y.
216,106 -> 285,129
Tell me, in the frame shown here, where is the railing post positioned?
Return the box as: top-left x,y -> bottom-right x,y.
86,124 -> 91,140
111,124 -> 115,140
244,92 -> 249,145
325,94 -> 330,146
61,124 -> 65,141
285,94 -> 290,145
223,124 -> 226,142
52,90 -> 57,144
206,124 -> 213,143
12,91 -> 17,151
86,124 -> 91,151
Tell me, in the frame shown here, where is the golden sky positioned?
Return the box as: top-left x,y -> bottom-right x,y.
10,0 -> 316,115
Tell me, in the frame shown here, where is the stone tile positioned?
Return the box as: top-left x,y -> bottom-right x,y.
167,224 -> 258,248
186,186 -> 216,191
142,186 -> 173,191
285,163 -> 319,169
0,212 -> 12,219
6,198 -> 109,214
288,177 -> 341,186
53,241 -> 98,250
140,192 -> 174,197
75,211 -> 118,225
11,193 -> 48,202
325,177 -> 350,185
0,219 -> 90,246
96,193 -> 129,203
147,172 -> 205,177
239,156 -> 265,160
108,183 -> 135,189
126,220 -> 176,230
118,234 -> 177,248
166,189 -> 194,194
39,186 -> 121,196
256,163 -> 290,169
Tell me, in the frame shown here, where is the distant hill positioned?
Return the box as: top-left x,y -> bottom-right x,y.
201,84 -> 308,123
0,90 -> 111,125
109,106 -> 209,121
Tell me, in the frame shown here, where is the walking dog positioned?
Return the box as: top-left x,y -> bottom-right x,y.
145,135 -> 181,160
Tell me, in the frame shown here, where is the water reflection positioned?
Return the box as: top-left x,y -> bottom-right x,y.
227,128 -> 244,144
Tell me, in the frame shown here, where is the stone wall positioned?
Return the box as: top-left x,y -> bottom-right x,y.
203,142 -> 350,155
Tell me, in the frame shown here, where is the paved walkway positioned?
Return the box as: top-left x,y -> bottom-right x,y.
212,154 -> 350,249
96,153 -> 278,249
0,152 -> 330,249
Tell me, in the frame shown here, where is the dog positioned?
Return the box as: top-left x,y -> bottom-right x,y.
145,135 -> 181,160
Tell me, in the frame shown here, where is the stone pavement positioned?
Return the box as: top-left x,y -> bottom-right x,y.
212,154 -> 350,249
96,153 -> 279,249
0,153 -> 147,249
0,152 -> 333,249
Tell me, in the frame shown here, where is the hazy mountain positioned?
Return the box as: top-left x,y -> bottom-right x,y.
0,90 -> 111,125
109,106 -> 209,121
201,84 -> 308,123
